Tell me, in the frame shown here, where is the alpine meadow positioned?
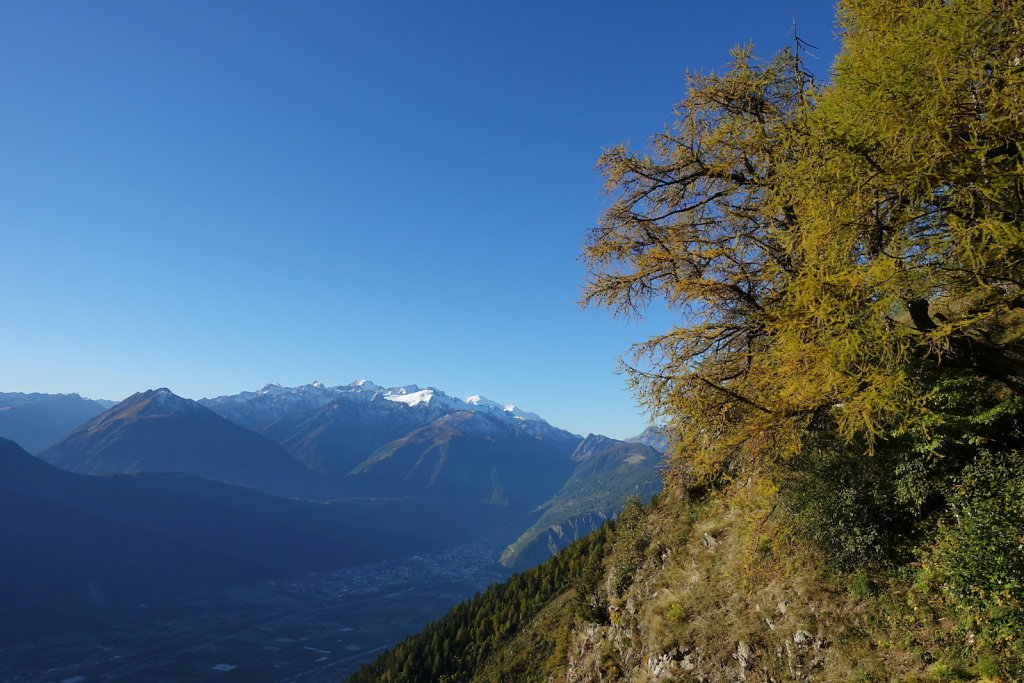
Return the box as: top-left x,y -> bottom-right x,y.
352,1 -> 1024,680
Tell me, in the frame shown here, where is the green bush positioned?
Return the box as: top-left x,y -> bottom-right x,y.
784,379 -> 1024,572
847,571 -> 875,602
784,445 -> 919,570
931,450 -> 1024,649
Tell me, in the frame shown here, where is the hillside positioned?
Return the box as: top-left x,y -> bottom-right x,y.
38,388 -> 320,498
351,475 -> 1024,681
348,523 -> 614,683
348,411 -> 578,509
499,433 -> 662,571
0,437 -> 420,641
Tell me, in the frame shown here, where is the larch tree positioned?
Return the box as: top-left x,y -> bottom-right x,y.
582,0 -> 1024,481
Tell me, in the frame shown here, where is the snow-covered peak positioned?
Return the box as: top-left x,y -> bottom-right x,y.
203,380 -> 568,436
382,387 -> 468,411
464,395 -> 543,422
465,395 -> 503,410
383,388 -> 435,407
503,405 -> 543,421
382,384 -> 422,396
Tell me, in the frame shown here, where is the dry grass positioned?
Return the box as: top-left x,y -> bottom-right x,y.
542,480 -> 1013,681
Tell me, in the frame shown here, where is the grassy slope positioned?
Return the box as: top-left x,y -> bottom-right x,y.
485,483 -> 1021,682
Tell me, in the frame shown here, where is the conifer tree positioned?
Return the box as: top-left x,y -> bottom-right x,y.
582,0 -> 1024,478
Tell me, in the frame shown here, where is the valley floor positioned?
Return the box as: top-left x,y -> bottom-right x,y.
0,539 -> 509,683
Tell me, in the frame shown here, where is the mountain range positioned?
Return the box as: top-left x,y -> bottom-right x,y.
0,392 -> 113,453
199,381 -> 578,477
1,380 -> 666,643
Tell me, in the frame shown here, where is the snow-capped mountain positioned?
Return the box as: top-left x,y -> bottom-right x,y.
202,380 -> 570,437
199,381 -> 579,476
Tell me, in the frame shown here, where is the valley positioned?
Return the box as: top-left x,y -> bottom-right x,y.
0,538 -> 510,683
0,382 -> 663,681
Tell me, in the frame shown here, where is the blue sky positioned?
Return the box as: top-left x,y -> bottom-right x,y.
0,1 -> 839,438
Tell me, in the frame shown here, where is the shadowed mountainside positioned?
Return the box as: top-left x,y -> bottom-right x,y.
0,437 -> 422,642
499,433 -> 663,570
0,392 -> 113,453
37,389 -> 320,498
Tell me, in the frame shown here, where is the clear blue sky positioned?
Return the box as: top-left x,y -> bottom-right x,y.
0,1 -> 839,439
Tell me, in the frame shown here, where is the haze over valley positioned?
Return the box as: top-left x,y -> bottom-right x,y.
0,381 -> 664,681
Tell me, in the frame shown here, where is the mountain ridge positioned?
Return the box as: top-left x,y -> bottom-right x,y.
37,389 -> 317,497
0,392 -> 114,453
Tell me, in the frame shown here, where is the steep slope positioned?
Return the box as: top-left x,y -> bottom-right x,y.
499,433 -> 663,570
0,438 -> 421,638
281,395 -> 451,474
347,411 -> 580,509
37,388 -> 316,497
354,486 -> 1023,682
0,392 -> 113,453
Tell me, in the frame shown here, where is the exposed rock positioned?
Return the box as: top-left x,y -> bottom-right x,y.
735,640 -> 754,669
648,646 -> 697,680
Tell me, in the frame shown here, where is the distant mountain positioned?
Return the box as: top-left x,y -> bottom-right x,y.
626,424 -> 670,454
37,389 -> 317,497
0,392 -> 114,453
499,433 -> 663,570
0,438 -> 421,639
26,381 -> 650,569
201,381 -> 577,475
275,393 -> 454,475
349,410 -> 581,509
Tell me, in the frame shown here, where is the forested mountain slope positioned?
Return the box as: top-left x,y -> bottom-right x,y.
499,434 -> 662,571
348,523 -> 614,683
